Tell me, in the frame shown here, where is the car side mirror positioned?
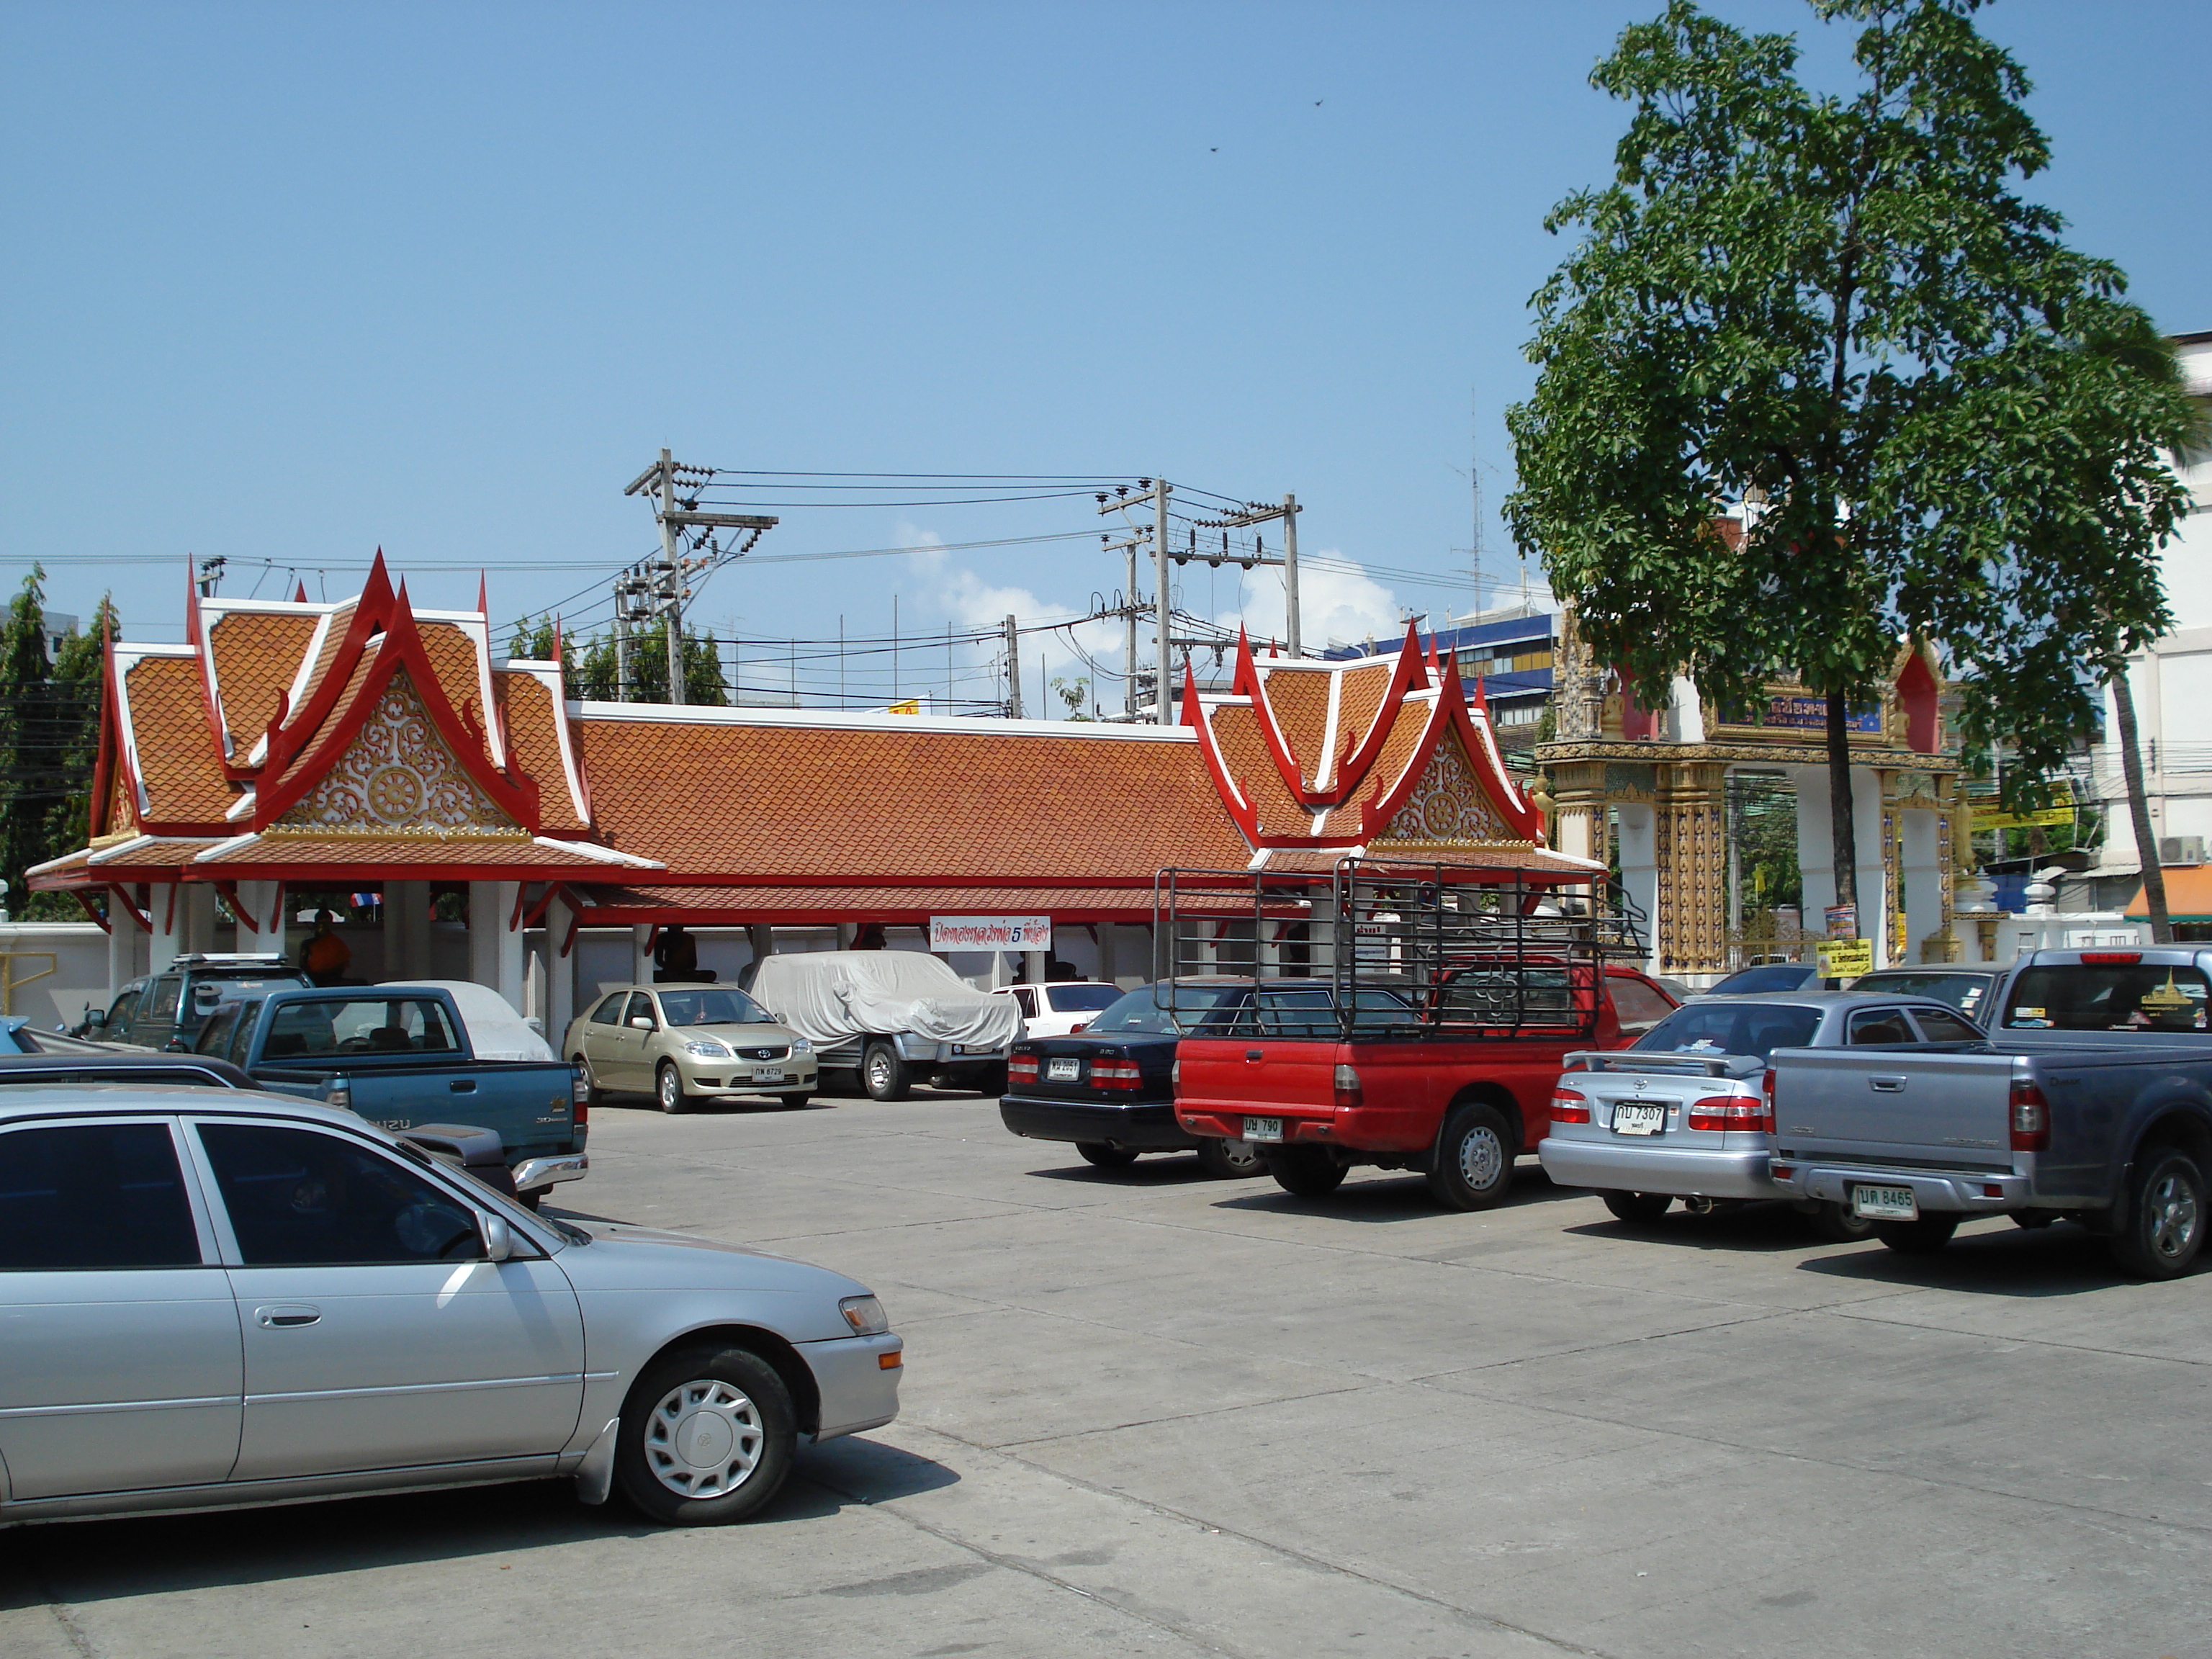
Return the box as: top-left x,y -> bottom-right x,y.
629,1016 -> 655,1030
82,1009 -> 105,1028
480,1212 -> 515,1263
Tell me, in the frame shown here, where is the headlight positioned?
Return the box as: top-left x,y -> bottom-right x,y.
837,1294 -> 889,1336
683,1039 -> 731,1058
790,1038 -> 814,1054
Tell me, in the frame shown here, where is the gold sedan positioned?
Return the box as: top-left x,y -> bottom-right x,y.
563,984 -> 819,1113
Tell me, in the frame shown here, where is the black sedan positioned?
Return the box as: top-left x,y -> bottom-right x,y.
999,980 -> 1265,1178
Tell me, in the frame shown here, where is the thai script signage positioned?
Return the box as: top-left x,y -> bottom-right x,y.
1758,695 -> 1881,733
929,915 -> 1052,950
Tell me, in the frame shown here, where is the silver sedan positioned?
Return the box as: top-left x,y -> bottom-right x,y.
0,1085 -> 901,1527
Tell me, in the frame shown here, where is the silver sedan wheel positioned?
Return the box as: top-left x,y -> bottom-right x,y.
643,1377 -> 765,1498
1457,1123 -> 1506,1190
2147,1169 -> 2202,1264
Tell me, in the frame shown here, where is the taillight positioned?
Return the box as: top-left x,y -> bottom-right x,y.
1069,1022 -> 1088,1033
1171,1058 -> 1181,1089
1687,1094 -> 1767,1132
1550,1087 -> 1591,1124
1334,1063 -> 1363,1110
1763,1069 -> 1777,1133
1091,1058 -> 1143,1091
2080,951 -> 2141,966
2009,1079 -> 2049,1151
1007,1055 -> 1040,1084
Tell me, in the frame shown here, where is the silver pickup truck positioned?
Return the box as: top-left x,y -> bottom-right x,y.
1768,947 -> 2212,1278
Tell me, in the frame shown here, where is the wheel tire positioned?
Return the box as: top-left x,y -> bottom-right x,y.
976,1063 -> 1009,1097
613,1344 -> 796,1527
2110,1147 -> 2208,1280
2012,1212 -> 2056,1231
1426,1102 -> 1517,1212
1265,1145 -> 1346,1197
1809,1200 -> 1877,1243
777,1093 -> 811,1110
1873,1215 -> 1959,1256
571,1056 -> 606,1107
1195,1137 -> 1266,1179
1602,1190 -> 1672,1225
656,1061 -> 692,1115
1076,1142 -> 1139,1169
861,1041 -> 912,1102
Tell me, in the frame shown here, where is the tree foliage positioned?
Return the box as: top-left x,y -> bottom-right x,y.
0,569 -> 116,919
507,615 -> 727,706
1506,0 -> 2200,862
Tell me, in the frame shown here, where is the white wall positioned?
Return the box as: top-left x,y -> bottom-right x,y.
0,922 -> 113,1031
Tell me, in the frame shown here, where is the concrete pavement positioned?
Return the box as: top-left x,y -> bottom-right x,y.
5,1089 -> 2208,1658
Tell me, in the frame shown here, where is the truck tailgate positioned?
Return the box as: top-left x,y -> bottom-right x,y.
1772,1050 -> 2017,1169
1177,1036 -> 1337,1123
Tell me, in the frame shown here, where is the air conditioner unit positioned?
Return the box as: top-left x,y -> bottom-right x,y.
2157,835 -> 2206,867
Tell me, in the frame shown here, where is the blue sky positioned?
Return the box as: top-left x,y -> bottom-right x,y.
4,1 -> 2206,710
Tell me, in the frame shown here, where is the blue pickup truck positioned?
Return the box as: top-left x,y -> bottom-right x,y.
193,985 -> 588,1205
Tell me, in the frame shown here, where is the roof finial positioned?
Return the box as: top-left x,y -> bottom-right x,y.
477,571 -> 488,617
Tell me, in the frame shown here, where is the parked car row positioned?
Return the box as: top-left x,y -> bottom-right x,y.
1002,948 -> 2212,1281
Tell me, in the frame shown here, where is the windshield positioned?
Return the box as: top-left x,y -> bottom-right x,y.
1043,984 -> 1123,1014
657,988 -> 774,1028
1853,971 -> 1992,1017
1085,983 -> 1246,1035
1633,1001 -> 1823,1062
1708,963 -> 1817,994
2003,963 -> 2211,1033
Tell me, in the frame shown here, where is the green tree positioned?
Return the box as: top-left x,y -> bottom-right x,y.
505,614 -> 575,680
0,570 -> 112,920
1050,674 -> 1093,721
616,626 -> 728,706
1506,0 -> 2200,922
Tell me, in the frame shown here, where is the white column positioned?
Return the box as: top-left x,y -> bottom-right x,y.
546,893 -> 576,1045
469,881 -> 526,1010
632,925 -> 655,987
1614,803 -> 1659,974
1853,768 -> 1887,963
1900,809 -> 1943,968
1024,947 -> 1047,984
386,880 -> 431,983
1790,765 -> 1836,922
181,884 -> 218,958
107,888 -> 145,996
1098,924 -> 1119,986
235,881 -> 280,957
150,884 -> 185,977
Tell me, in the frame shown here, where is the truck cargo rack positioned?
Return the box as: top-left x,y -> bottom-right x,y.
1153,856 -> 1649,1041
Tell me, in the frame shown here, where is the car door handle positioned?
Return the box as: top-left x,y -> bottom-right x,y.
256,1305 -> 321,1328
449,1079 -> 477,1093
1246,1050 -> 1264,1061
1869,1076 -> 1907,1092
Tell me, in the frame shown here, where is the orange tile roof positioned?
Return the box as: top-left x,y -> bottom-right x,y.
495,670 -> 588,832
568,881 -> 1256,922
1204,704 -> 1311,842
125,657 -> 238,827
1332,662 -> 1394,780
190,833 -> 632,875
289,601 -> 357,720
574,716 -> 1252,881
1256,666 -> 1331,789
417,621 -> 490,742
269,642 -> 383,796
91,837 -> 228,871
207,611 -> 319,760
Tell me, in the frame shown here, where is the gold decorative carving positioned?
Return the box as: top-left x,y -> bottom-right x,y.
277,673 -> 523,840
1374,735 -> 1511,845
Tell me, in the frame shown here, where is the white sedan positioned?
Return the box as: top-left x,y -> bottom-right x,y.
991,981 -> 1126,1038
0,1085 -> 900,1528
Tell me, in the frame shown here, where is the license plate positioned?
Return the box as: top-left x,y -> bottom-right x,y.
1852,1184 -> 1918,1220
753,1067 -> 786,1084
1244,1116 -> 1285,1143
1611,1102 -> 1665,1136
1048,1058 -> 1081,1082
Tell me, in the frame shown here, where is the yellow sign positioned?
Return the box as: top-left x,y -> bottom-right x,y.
1971,780 -> 2074,832
886,698 -> 922,715
1817,938 -> 1874,979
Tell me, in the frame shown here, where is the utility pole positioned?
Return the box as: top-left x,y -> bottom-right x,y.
1004,613 -> 1022,718
624,451 -> 777,707
1100,531 -> 1148,719
1189,495 -> 1304,656
1097,481 -> 1175,725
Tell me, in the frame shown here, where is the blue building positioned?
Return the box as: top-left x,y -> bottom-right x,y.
1324,610 -> 1557,739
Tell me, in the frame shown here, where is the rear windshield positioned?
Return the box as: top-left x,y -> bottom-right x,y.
2003,964 -> 2211,1033
657,988 -> 773,1028
1043,984 -> 1123,1014
259,997 -> 462,1058
1708,964 -> 1817,994
1086,984 -> 1246,1035
1632,1002 -> 1822,1063
1851,972 -> 1992,1017
1191,986 -> 1418,1038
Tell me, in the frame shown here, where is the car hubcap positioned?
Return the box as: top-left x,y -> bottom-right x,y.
2148,1172 -> 2200,1261
1457,1125 -> 1504,1190
868,1056 -> 889,1089
644,1377 -> 763,1498
1223,1139 -> 1260,1172
660,1071 -> 678,1107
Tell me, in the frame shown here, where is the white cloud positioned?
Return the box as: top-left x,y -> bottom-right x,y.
1205,547 -> 1403,655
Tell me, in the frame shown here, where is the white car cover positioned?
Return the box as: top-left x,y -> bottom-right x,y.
747,951 -> 1022,1050
377,979 -> 556,1062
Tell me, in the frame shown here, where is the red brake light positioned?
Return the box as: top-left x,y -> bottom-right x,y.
1090,1058 -> 1143,1091
1069,1022 -> 1088,1033
2009,1079 -> 2049,1151
1007,1055 -> 1040,1084
1333,1063 -> 1363,1110
1686,1094 -> 1768,1132
1550,1087 -> 1591,1124
2080,951 -> 2141,965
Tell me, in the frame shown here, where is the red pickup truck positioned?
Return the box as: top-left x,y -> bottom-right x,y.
1162,859 -> 1673,1210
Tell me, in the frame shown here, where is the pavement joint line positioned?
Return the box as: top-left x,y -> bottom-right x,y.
1823,1301 -> 2212,1370
987,1382 -> 1373,1448
1397,1304 -> 1807,1382
15,1557 -> 98,1659
881,1422 -> 1623,1659
1417,1337 -> 2212,1542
